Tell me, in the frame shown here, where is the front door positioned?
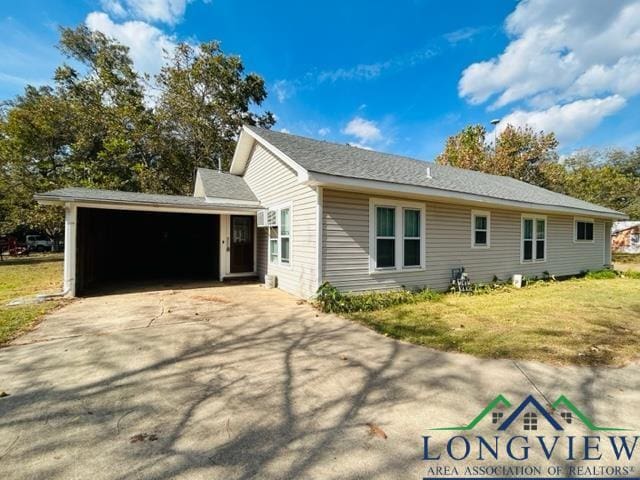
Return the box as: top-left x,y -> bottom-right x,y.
229,216 -> 254,273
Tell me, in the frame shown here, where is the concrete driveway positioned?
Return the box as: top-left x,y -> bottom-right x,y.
1,282 -> 638,479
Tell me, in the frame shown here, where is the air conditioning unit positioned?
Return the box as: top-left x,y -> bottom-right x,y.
267,210 -> 277,226
256,209 -> 267,227
256,209 -> 278,227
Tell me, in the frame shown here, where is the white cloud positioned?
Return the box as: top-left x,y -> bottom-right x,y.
279,128 -> 290,134
318,62 -> 389,83
272,45 -> 438,101
460,0 -> 640,108
347,142 -> 373,150
444,26 -> 483,44
318,127 -> 330,136
101,0 -> 190,25
101,0 -> 127,18
86,12 -> 176,77
496,95 -> 626,144
272,79 -> 295,103
342,116 -> 382,143
459,0 -> 640,144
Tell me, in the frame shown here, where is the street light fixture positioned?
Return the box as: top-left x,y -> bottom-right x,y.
490,118 -> 501,152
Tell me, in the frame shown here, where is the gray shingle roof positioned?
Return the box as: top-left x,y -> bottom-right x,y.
247,125 -> 623,217
35,187 -> 257,210
196,168 -> 258,202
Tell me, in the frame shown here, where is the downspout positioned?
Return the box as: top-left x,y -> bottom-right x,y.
315,186 -> 323,295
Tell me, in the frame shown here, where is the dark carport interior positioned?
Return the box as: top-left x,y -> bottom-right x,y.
76,207 -> 219,294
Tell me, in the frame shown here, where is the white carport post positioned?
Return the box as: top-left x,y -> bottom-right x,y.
63,203 -> 77,297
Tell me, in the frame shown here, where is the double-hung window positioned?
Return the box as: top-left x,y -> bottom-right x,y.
375,207 -> 396,268
471,210 -> 490,248
370,199 -> 425,272
575,218 -> 594,242
403,209 -> 421,267
268,205 -> 291,265
522,215 -> 546,263
280,208 -> 291,264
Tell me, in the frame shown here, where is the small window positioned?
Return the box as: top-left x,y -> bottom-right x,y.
269,226 -> 278,263
376,207 -> 396,268
523,219 -> 533,261
403,209 -> 421,267
536,219 -> 545,260
523,412 -> 538,431
492,412 -> 503,424
522,216 -> 546,262
575,220 -> 594,241
561,411 -> 573,424
280,208 -> 291,264
268,206 -> 292,265
471,211 -> 490,248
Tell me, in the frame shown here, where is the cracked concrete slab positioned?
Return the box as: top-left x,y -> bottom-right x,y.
1,282 -> 638,479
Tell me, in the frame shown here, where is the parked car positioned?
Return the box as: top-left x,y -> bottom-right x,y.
25,235 -> 53,252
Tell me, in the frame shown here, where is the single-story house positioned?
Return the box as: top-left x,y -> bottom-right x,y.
36,126 -> 627,298
612,221 -> 640,254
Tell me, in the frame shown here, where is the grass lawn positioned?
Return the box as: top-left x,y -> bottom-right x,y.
0,254 -> 65,345
350,278 -> 640,366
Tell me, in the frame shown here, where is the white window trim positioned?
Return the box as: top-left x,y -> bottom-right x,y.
471,210 -> 491,249
573,216 -> 595,244
368,198 -> 425,274
268,202 -> 293,268
521,214 -> 547,264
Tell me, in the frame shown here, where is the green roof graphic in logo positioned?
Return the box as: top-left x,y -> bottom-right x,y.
430,394 -> 511,431
431,394 -> 630,432
552,395 -> 631,431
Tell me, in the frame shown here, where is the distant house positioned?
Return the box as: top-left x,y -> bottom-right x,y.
612,221 -> 640,254
36,126 -> 627,298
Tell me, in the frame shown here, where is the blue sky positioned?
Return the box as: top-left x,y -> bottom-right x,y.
2,0 -> 640,160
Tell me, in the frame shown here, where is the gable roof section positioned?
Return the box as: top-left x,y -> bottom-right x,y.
237,126 -> 625,218
195,168 -> 258,202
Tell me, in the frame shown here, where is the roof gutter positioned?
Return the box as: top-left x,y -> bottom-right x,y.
303,172 -> 628,220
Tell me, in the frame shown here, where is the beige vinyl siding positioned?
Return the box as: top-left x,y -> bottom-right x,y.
256,228 -> 267,281
243,144 -> 317,297
323,189 -> 608,292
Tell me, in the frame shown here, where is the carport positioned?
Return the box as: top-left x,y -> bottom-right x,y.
35,188 -> 261,296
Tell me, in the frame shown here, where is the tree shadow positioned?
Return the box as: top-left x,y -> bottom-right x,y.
0,290 -> 527,479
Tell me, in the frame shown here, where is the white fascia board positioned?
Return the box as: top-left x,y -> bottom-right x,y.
230,126 -> 309,181
229,129 -> 255,175
193,170 -> 205,197
36,198 -> 258,216
304,172 -> 628,220
204,196 -> 260,207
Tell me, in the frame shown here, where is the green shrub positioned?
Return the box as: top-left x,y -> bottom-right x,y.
315,282 -> 440,314
585,269 -> 619,280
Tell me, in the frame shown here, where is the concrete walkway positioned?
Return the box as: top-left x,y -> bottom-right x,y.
0,282 -> 638,479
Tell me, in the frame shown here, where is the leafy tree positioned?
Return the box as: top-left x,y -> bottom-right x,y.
0,26 -> 275,236
436,124 -> 559,186
563,150 -> 640,219
436,124 -> 639,218
154,42 -> 274,193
